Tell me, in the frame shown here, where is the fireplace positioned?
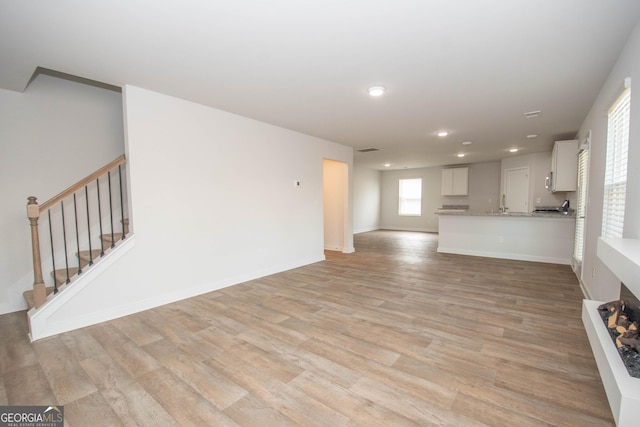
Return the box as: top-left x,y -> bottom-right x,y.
582,237 -> 640,427
598,296 -> 640,378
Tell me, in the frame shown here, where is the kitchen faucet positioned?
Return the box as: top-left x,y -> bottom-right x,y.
499,194 -> 508,213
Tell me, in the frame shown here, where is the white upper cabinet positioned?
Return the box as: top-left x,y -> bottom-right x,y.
442,167 -> 469,196
549,140 -> 578,192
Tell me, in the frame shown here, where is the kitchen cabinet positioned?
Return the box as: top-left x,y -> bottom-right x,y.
548,140 -> 578,192
441,167 -> 469,196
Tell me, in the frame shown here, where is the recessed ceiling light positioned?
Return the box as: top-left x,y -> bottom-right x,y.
457,153 -> 465,158
526,134 -> 538,139
437,131 -> 449,137
524,110 -> 541,119
368,86 -> 385,97
462,141 -> 472,145
384,163 -> 391,167
510,148 -> 519,153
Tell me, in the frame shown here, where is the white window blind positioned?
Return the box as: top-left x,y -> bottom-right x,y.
602,87 -> 631,239
399,178 -> 422,216
574,147 -> 589,261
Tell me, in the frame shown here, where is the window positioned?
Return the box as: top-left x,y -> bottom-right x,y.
602,86 -> 631,239
399,178 -> 422,216
574,143 -> 589,261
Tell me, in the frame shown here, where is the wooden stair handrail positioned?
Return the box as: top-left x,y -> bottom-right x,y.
40,155 -> 126,212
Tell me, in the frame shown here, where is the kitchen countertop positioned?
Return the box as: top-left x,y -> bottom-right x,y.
435,210 -> 576,218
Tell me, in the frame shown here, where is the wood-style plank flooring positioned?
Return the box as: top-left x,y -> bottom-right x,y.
0,230 -> 613,426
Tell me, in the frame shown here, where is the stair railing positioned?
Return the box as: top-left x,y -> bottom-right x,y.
26,155 -> 128,309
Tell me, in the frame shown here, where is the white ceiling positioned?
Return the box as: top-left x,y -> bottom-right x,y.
2,1 -> 640,170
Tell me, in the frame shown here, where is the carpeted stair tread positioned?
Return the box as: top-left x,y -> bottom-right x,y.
52,267 -> 81,286
23,287 -> 55,310
102,232 -> 124,245
78,249 -> 104,264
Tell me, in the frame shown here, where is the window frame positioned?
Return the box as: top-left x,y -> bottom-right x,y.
602,86 -> 631,239
573,140 -> 589,262
398,178 -> 423,216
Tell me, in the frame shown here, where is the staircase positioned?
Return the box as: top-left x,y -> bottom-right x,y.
49,225 -> 128,288
24,155 -> 129,311
23,228 -> 128,309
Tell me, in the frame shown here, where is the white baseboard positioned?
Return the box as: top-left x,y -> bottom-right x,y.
379,226 -> 438,233
353,226 -> 380,234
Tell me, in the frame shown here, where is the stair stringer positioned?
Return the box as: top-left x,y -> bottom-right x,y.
27,235 -> 136,341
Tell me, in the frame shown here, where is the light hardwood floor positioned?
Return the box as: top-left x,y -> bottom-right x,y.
0,230 -> 613,426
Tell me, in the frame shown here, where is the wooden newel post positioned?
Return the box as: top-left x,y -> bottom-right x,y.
27,196 -> 47,308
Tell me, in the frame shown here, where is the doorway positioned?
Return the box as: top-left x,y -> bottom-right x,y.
323,159 -> 348,252
503,167 -> 530,213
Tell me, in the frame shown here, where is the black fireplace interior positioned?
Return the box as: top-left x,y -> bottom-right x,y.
599,283 -> 640,378
620,283 -> 640,319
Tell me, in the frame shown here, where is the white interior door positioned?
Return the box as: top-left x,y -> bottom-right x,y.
504,167 -> 529,213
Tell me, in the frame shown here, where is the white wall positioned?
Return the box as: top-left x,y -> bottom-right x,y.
353,165 -> 381,234
0,74 -> 124,314
380,161 -> 501,232
466,161 -> 501,213
30,85 -> 354,336
381,167 -> 441,232
577,21 -> 640,301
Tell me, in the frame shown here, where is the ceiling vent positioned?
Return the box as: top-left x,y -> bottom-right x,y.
357,148 -> 380,152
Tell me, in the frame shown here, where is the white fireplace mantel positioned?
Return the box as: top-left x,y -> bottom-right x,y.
582,237 -> 640,426
598,237 -> 640,297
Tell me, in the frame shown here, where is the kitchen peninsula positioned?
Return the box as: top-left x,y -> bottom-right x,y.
436,210 -> 576,265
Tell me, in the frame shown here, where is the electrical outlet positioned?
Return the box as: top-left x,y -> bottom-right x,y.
294,180 -> 301,187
